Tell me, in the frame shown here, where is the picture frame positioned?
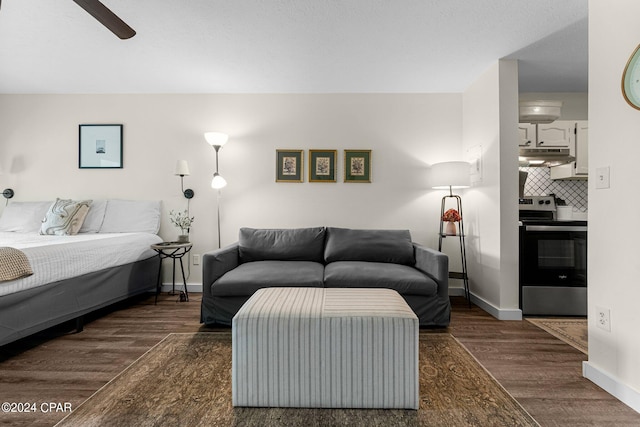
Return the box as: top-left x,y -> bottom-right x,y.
309,149 -> 337,182
276,149 -> 304,182
79,124 -> 123,169
344,150 -> 371,183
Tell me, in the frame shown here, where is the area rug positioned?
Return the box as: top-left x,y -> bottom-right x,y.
56,332 -> 539,427
527,318 -> 588,355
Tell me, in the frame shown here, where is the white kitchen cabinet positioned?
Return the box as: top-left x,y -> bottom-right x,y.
575,121 -> 588,174
536,122 -> 575,147
518,123 -> 536,147
518,121 -> 575,147
550,121 -> 588,180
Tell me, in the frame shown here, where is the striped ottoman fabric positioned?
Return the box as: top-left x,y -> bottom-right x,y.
232,287 -> 419,409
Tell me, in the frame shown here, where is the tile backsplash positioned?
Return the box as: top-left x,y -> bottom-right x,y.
520,167 -> 588,212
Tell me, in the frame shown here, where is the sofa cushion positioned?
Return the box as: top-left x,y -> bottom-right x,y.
324,227 -> 414,265
239,227 -> 326,263
323,261 -> 437,296
212,260 -> 324,297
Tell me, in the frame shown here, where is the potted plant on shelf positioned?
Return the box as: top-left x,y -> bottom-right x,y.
442,208 -> 461,236
169,210 -> 194,243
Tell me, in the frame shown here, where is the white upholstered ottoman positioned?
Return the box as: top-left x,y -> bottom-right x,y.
232,287 -> 419,409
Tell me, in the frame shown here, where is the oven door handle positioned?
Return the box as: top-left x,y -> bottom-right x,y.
525,225 -> 588,232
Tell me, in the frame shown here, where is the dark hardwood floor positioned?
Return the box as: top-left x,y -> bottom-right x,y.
0,294 -> 638,426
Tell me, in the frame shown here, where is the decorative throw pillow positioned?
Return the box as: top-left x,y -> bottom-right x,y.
40,198 -> 92,236
79,199 -> 107,233
239,227 -> 326,263
324,227 -> 415,265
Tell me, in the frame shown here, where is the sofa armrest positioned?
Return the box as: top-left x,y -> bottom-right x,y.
413,243 -> 449,299
202,243 -> 240,299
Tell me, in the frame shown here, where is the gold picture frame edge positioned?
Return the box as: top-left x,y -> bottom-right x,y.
309,149 -> 338,183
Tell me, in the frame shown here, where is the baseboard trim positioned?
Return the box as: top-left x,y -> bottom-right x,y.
159,283 -> 203,294
468,292 -> 523,321
583,362 -> 640,414
157,284 -> 524,321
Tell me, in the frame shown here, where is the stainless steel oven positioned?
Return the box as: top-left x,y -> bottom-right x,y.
519,196 -> 587,316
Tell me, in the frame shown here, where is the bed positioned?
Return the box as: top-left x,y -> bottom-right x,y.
0,199 -> 163,346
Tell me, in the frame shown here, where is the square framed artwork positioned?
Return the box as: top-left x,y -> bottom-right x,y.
79,124 -> 123,169
309,149 -> 337,182
276,149 -> 304,182
344,150 -> 371,183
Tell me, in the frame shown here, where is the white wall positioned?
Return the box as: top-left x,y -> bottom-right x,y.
0,93 -> 463,285
584,0 -> 640,412
461,60 -> 521,319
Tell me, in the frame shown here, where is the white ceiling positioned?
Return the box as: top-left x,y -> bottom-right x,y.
0,0 -> 588,94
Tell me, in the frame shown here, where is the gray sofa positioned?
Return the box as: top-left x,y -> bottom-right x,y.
201,227 -> 450,327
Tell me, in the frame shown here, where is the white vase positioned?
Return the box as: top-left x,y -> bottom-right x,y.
177,234 -> 189,243
445,221 -> 457,236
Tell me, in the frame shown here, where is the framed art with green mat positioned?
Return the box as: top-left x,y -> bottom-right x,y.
344,149 -> 371,183
309,149 -> 337,182
276,149 -> 304,182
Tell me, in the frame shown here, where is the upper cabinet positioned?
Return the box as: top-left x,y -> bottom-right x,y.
518,121 -> 575,147
537,122 -> 575,147
518,123 -> 536,147
549,120 -> 588,180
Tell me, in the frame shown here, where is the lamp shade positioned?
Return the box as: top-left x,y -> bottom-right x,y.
204,132 -> 229,147
174,160 -> 190,176
211,172 -> 227,189
431,161 -> 470,189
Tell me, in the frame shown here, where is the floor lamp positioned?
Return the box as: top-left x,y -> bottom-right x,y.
205,132 -> 229,249
431,161 -> 471,306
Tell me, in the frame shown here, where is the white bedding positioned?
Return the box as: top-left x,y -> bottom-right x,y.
0,232 -> 163,296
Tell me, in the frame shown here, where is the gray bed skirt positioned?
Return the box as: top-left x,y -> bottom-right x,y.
0,256 -> 159,347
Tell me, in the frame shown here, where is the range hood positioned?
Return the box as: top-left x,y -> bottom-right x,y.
519,147 -> 575,167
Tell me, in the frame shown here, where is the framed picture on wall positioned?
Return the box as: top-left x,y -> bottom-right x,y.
344,150 -> 371,183
79,124 -> 123,169
276,149 -> 304,182
309,149 -> 337,182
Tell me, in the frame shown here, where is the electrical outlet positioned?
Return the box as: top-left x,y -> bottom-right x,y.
596,306 -> 611,332
193,254 -> 200,265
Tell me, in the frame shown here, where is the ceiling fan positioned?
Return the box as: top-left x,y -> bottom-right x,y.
72,0 -> 136,39
0,0 -> 136,39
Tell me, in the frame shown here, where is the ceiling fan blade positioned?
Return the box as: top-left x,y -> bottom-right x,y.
72,0 -> 136,39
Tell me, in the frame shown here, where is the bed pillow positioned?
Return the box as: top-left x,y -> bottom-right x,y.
79,199 -> 107,233
0,201 -> 53,233
40,198 -> 92,236
99,199 -> 161,234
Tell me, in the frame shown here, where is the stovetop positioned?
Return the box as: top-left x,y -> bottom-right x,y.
519,219 -> 587,226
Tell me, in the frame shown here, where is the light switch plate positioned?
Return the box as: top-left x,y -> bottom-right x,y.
595,166 -> 610,189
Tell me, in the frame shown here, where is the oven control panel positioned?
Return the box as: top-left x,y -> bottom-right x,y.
519,196 -> 556,211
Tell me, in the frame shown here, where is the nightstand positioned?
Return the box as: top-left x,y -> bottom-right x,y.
151,242 -> 193,303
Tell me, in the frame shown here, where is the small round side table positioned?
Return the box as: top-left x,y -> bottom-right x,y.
151,241 -> 193,303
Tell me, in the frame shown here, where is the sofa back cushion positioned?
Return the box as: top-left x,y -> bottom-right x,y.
239,227 -> 326,263
324,227 -> 415,265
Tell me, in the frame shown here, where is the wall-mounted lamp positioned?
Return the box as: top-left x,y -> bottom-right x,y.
204,132 -> 229,248
2,189 -> 14,199
175,160 -> 194,199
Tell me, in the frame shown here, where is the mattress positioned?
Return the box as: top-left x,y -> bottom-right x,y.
0,232 -> 162,296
